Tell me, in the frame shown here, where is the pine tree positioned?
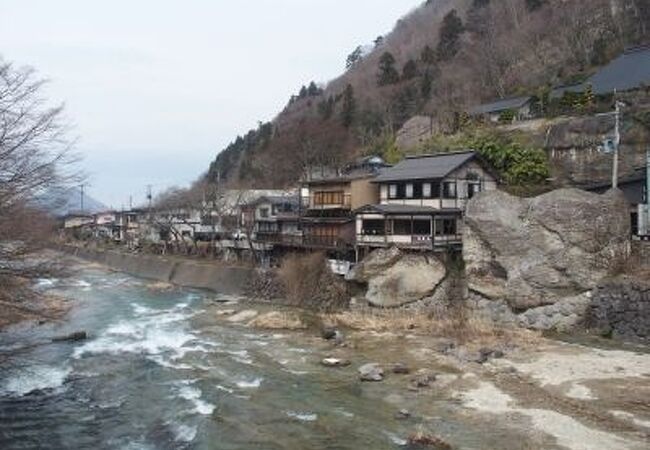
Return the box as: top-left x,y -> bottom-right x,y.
402,59 -> 418,80
437,10 -> 464,62
420,45 -> 436,65
307,81 -> 320,96
341,84 -> 356,128
346,46 -> 363,69
377,52 -> 400,86
421,69 -> 433,99
299,85 -> 308,98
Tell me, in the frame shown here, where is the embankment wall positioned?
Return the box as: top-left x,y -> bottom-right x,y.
65,246 -> 252,295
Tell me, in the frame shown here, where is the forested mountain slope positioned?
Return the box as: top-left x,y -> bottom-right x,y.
206,0 -> 649,188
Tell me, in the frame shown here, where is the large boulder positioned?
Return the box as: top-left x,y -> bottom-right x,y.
464,188 -> 630,310
350,247 -> 446,307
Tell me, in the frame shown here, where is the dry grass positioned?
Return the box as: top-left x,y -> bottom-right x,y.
277,252 -> 348,312
323,306 -> 540,349
247,311 -> 308,330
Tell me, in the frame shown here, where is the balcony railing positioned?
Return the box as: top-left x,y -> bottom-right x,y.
254,232 -> 303,247
303,234 -> 351,249
302,193 -> 352,210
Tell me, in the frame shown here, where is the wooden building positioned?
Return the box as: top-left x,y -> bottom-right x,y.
355,150 -> 498,256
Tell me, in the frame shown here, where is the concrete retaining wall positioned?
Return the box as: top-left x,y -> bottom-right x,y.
65,246 -> 252,295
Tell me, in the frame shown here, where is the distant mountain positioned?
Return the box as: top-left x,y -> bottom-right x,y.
206,0 -> 649,188
38,187 -> 108,217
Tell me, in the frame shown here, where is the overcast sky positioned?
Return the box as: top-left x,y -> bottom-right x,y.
0,0 -> 422,208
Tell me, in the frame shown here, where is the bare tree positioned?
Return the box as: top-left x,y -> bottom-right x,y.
0,57 -> 80,301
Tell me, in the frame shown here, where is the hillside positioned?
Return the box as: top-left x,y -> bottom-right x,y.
206,0 -> 649,188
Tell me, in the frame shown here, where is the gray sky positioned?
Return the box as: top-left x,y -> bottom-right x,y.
0,0 -> 422,208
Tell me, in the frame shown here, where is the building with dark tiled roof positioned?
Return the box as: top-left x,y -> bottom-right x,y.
355,151 -> 499,254
552,45 -> 650,98
469,96 -> 534,122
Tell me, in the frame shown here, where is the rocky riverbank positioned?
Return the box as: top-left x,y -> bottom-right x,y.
203,298 -> 650,450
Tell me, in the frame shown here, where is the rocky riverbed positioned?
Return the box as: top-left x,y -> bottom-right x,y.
1,258 -> 648,449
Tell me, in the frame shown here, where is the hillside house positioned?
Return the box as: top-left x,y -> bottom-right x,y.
245,195 -> 301,247
355,151 -> 498,256
469,96 -> 534,123
63,213 -> 95,229
301,163 -> 384,257
585,166 -> 649,240
552,45 -> 650,98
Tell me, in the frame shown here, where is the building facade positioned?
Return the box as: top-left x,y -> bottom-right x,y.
355,151 -> 498,255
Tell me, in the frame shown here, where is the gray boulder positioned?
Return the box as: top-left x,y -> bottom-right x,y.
464,188 -> 630,311
358,363 -> 384,382
351,247 -> 446,308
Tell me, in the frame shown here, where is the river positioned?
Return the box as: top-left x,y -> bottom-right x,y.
1,261 -> 607,450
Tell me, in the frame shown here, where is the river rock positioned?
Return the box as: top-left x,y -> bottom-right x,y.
395,409 -> 411,420
227,310 -> 259,323
52,331 -> 88,342
409,369 -> 437,388
358,363 -> 384,382
464,188 -> 630,311
321,357 -> 351,367
350,247 -> 446,307
215,309 -> 237,317
392,363 -> 411,375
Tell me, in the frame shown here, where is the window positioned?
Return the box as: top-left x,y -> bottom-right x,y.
392,219 -> 412,235
468,182 -> 482,199
389,184 -> 398,199
443,181 -> 457,199
362,219 -> 385,235
259,207 -> 270,218
412,220 -> 431,236
405,183 -> 414,198
413,183 -> 423,198
422,183 -> 431,198
435,218 -> 457,236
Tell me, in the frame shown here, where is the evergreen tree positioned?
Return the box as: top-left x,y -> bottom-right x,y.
421,69 -> 433,99
525,0 -> 546,11
437,10 -> 464,62
420,45 -> 436,65
346,46 -> 363,69
341,84 -> 356,128
374,36 -> 384,47
402,59 -> 418,80
377,52 -> 400,86
307,81 -> 320,96
317,96 -> 335,120
299,85 -> 308,98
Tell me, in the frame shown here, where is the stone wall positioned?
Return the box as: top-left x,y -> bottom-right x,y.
586,278 -> 650,341
66,246 -> 252,295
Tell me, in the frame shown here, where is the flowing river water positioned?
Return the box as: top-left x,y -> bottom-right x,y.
0,262 -> 592,449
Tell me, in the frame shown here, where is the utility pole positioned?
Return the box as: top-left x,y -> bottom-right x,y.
146,185 -> 153,210
646,148 -> 650,238
612,100 -> 624,189
79,184 -> 86,213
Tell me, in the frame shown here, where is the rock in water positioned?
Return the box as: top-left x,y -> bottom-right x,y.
227,310 -> 259,323
464,188 -> 630,311
52,331 -> 87,342
358,363 -> 384,382
321,358 -> 351,368
349,247 -> 446,307
392,363 -> 411,374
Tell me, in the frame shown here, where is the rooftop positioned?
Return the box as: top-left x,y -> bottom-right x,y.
553,45 -> 650,98
469,96 -> 533,115
373,150 -> 478,183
